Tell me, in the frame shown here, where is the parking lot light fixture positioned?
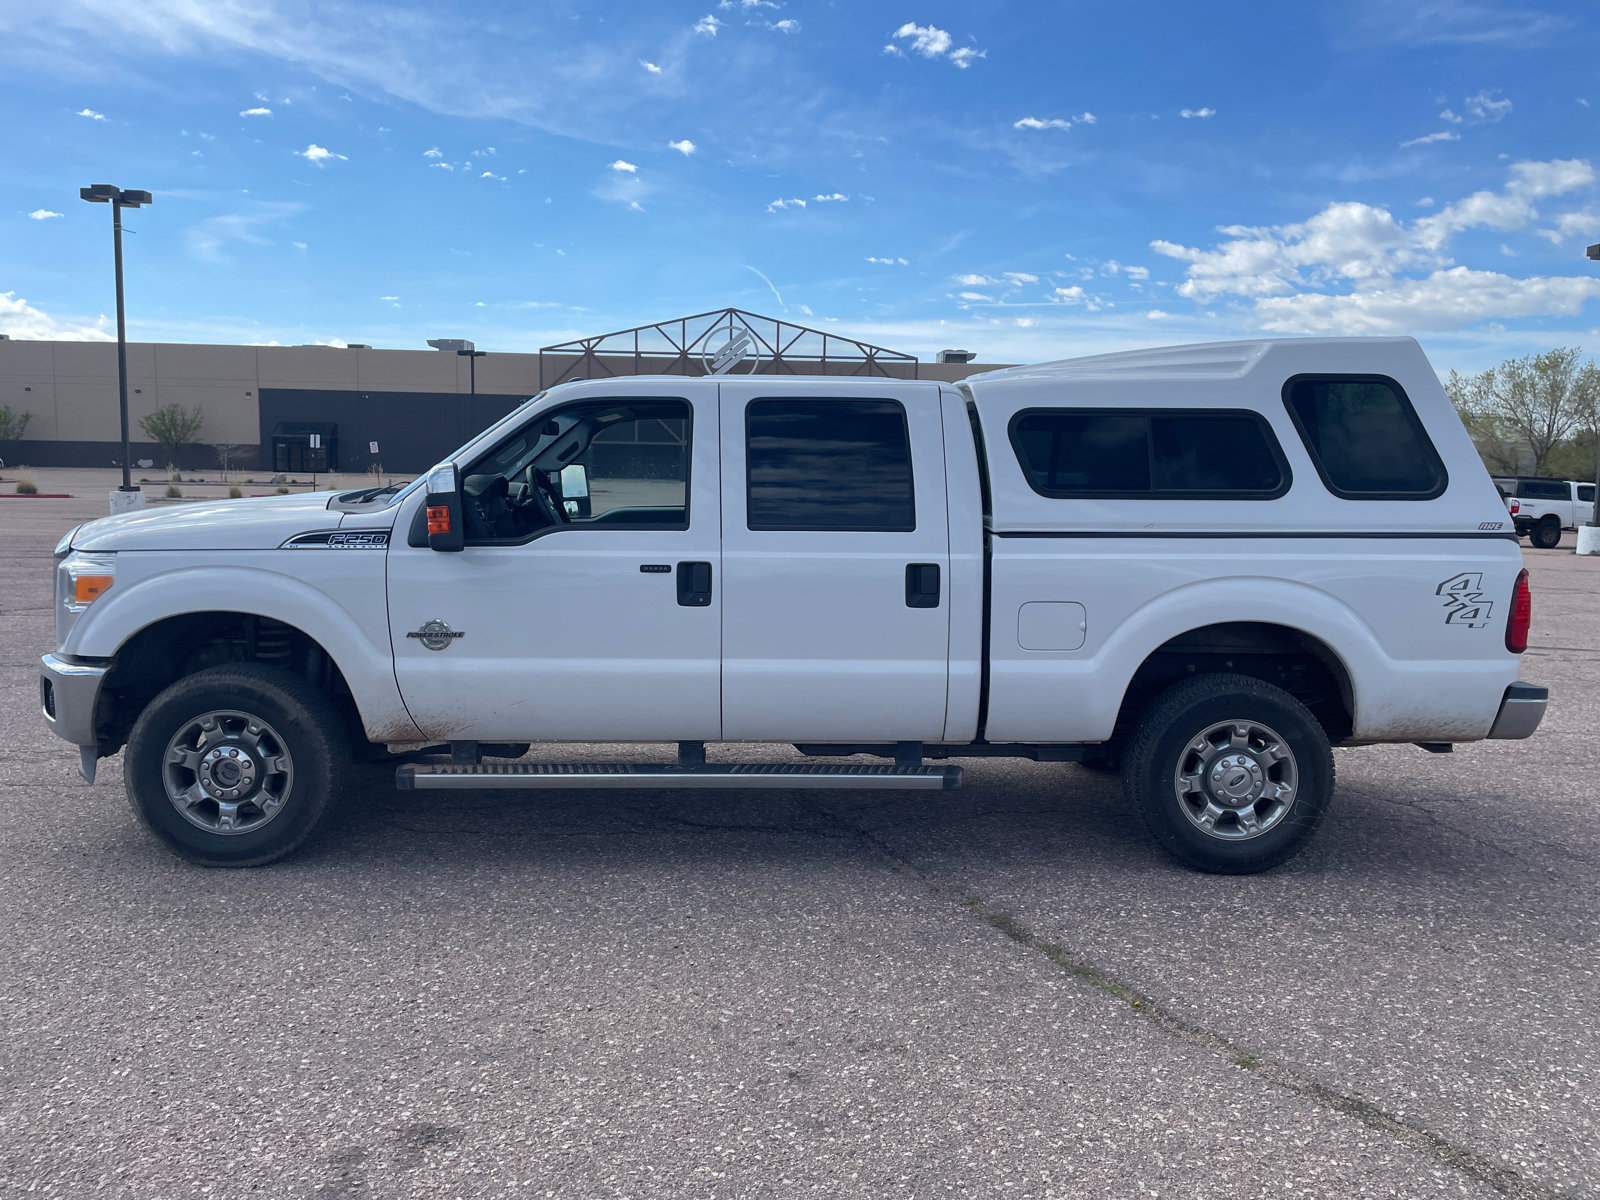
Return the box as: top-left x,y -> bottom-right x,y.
80,185 -> 154,494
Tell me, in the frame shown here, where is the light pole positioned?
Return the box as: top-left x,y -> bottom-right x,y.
80,184 -> 153,495
427,338 -> 488,394
1589,244 -> 1600,530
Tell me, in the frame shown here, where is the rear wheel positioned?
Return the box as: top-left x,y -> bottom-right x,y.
124,664 -> 349,866
1530,518 -> 1562,549
1123,673 -> 1333,874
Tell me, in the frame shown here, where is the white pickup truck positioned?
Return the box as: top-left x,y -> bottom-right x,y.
41,337 -> 1546,875
1492,476 -> 1596,548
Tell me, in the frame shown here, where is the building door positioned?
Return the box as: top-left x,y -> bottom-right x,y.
716,382 -> 952,742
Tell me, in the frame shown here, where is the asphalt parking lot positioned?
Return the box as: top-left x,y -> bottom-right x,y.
2,483 -> 1597,1199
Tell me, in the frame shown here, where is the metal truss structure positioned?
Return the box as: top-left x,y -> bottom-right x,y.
538,308 -> 919,389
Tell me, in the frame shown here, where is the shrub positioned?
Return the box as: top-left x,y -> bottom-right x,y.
15,476 -> 38,495
165,485 -> 182,499
138,404 -> 204,471
275,486 -> 289,494
228,485 -> 242,499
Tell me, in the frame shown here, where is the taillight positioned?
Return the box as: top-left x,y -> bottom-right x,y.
1509,499 -> 1519,515
426,505 -> 451,535
1505,568 -> 1531,654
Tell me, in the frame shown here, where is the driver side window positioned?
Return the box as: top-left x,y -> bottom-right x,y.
462,397 -> 692,543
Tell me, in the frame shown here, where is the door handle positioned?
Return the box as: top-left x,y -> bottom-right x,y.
677,561 -> 713,606
905,563 -> 940,608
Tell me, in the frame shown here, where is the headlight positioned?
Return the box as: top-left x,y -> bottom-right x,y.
56,552 -> 116,649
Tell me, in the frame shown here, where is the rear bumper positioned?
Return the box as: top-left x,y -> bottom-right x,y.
1486,681 -> 1547,740
39,653 -> 108,748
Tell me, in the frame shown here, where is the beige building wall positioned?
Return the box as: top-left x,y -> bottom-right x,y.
0,339 -> 1016,453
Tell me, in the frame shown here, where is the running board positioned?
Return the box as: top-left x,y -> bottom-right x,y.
396,762 -> 961,791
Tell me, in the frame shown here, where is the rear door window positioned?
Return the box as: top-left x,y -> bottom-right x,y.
1008,409 -> 1289,499
1580,484 -> 1595,504
745,398 -> 916,531
1518,479 -> 1571,501
1282,375 -> 1446,499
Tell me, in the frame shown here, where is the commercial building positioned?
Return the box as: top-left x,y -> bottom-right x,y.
0,309 -> 1009,474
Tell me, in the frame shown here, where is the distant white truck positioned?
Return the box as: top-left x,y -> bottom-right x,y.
41,337 -> 1545,875
1492,476 -> 1596,547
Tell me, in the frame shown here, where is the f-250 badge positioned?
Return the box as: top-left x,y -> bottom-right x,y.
1436,573 -> 1494,628
406,619 -> 465,651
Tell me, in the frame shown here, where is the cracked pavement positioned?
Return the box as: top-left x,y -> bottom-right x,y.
1,489 -> 1596,1198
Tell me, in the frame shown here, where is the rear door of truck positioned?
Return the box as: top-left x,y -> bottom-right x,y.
716,379 -> 952,741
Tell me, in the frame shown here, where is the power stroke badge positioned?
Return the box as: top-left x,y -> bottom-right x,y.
406,619 -> 466,650
1436,573 -> 1495,628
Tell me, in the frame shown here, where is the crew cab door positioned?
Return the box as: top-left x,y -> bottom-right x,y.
717,381 -> 951,741
387,382 -> 722,742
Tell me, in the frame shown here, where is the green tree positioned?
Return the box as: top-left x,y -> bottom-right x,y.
0,405 -> 31,443
1446,349 -> 1600,478
138,403 -> 205,472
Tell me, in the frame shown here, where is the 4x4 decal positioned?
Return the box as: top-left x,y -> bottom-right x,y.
1436,573 -> 1494,628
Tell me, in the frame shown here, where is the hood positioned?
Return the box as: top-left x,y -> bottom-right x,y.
71,492 -> 389,552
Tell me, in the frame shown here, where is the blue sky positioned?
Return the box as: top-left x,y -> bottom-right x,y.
2,0 -> 1599,372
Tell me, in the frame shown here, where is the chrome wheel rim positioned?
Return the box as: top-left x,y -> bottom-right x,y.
1173,719 -> 1298,841
162,709 -> 294,836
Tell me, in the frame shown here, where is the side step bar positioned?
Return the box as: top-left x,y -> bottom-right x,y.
396,762 -> 961,791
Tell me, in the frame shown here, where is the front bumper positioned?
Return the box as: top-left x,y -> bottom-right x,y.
1486,681 -> 1548,739
39,653 -> 108,748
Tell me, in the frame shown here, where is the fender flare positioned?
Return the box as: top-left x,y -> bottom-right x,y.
69,564 -> 420,742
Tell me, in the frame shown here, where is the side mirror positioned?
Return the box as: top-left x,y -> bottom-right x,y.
424,462 -> 464,552
559,464 -> 589,499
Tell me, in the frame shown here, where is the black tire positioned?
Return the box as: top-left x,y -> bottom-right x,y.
1122,673 -> 1333,874
1530,518 -> 1562,549
123,663 -> 350,867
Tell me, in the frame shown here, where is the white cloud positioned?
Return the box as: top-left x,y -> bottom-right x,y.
958,291 -> 992,301
1001,272 -> 1039,285
1149,159 -> 1600,333
1014,117 -> 1072,131
869,257 -> 909,265
720,0 -> 776,7
693,14 -> 724,36
296,143 -> 347,165
424,147 -> 443,157
185,208 -> 298,262
1439,107 -> 1462,124
1536,209 -> 1600,244
1147,309 -> 1172,319
481,171 -> 505,180
429,162 -> 454,171
1254,268 -> 1600,334
887,22 -> 983,66
1580,99 -> 1591,108
1052,286 -> 1087,304
1180,107 -> 1216,119
1076,112 -> 1097,125
1401,130 -> 1460,147
76,108 -> 106,120
1464,89 -> 1512,122
1417,197 -> 1435,207
609,160 -> 637,172
641,60 -> 662,73
771,19 -> 801,33
669,139 -> 695,155
379,295 -> 399,300
813,192 -> 848,202
954,274 -> 995,285
240,106 -> 271,116
767,197 -> 806,211
28,209 -> 63,220
0,291 -> 112,341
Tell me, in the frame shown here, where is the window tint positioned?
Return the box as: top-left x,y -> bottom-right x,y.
1282,376 -> 1446,499
1008,409 -> 1288,499
1518,479 -> 1570,501
1580,484 -> 1595,504
746,399 -> 915,531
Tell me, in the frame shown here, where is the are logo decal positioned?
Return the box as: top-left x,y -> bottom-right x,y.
1436,573 -> 1495,628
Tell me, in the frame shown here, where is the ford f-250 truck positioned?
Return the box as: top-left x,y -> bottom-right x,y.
41,337 -> 1546,875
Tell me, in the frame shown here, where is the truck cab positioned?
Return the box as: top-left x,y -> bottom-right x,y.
42,337 -> 1546,875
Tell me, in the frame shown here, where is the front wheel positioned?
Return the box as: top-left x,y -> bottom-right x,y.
1122,673 -> 1333,874
124,663 -> 350,866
